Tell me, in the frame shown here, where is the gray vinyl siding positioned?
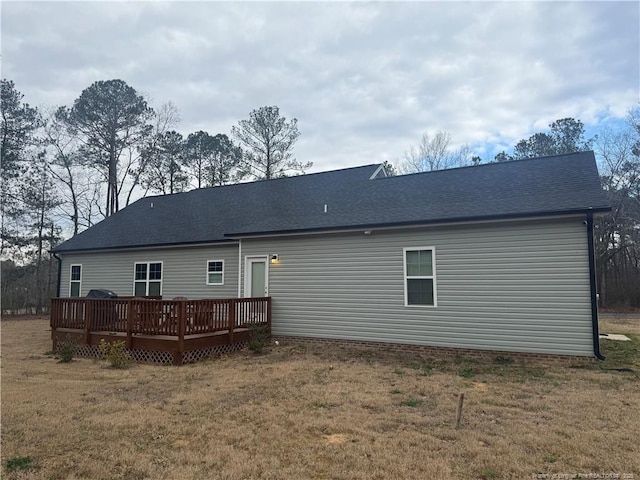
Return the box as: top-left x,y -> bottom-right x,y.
240,217 -> 594,356
59,244 -> 239,299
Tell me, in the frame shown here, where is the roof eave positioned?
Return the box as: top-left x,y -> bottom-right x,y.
52,237 -> 237,255
53,205 -> 612,252
224,206 -> 612,239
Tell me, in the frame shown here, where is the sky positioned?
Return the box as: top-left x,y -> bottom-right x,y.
2,1 -> 639,173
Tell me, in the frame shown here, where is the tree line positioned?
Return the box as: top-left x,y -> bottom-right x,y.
2,76 -> 638,312
1,78 -> 307,313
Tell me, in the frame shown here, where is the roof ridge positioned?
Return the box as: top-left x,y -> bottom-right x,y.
378,151 -> 594,180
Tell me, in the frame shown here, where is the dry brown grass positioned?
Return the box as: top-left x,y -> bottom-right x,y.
600,315 -> 640,337
2,316 -> 639,480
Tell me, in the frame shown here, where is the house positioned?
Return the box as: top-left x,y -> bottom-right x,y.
53,151 -> 611,360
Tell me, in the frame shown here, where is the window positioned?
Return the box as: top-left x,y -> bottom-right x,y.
206,260 -> 224,285
404,248 -> 436,307
134,262 -> 162,296
69,265 -> 82,297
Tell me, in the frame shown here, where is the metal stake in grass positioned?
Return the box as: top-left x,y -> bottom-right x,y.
455,393 -> 464,429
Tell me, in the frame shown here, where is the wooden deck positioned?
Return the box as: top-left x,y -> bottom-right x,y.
50,297 -> 271,365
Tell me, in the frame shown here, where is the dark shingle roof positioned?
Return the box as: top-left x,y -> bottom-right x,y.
54,152 -> 610,253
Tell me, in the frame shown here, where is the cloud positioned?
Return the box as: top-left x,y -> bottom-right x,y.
3,1 -> 638,170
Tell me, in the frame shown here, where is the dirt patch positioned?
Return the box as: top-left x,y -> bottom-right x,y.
323,433 -> 350,445
472,382 -> 489,392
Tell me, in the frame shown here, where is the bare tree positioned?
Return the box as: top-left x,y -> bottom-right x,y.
20,153 -> 61,313
43,108 -> 94,235
594,114 -> 640,308
398,130 -> 471,173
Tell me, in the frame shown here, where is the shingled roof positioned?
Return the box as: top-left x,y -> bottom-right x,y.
54,151 -> 610,253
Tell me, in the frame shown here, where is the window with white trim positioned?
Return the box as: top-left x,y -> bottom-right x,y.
206,260 -> 224,285
404,248 -> 436,306
69,264 -> 82,297
134,262 -> 162,296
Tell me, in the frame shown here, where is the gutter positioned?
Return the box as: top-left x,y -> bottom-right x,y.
52,252 -> 62,297
52,238 -> 239,255
225,207 -> 612,239
586,211 -> 605,360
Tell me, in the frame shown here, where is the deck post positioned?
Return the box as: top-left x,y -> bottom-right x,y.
266,297 -> 272,335
175,300 -> 186,366
126,299 -> 133,349
228,299 -> 236,344
172,351 -> 181,366
83,299 -> 92,344
50,298 -> 57,348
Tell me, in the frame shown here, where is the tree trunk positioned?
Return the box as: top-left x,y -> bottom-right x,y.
35,180 -> 45,315
108,129 -> 118,216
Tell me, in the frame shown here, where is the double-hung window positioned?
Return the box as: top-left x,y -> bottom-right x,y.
134,262 -> 162,296
206,260 -> 224,285
404,248 -> 436,307
69,265 -> 82,297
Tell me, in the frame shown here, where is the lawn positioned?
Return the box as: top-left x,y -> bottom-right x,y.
1,316 -> 639,480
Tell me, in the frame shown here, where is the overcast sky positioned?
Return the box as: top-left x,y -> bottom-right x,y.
3,1 -> 638,172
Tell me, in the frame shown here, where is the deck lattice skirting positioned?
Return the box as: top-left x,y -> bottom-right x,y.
72,342 -> 248,365
51,297 -> 271,365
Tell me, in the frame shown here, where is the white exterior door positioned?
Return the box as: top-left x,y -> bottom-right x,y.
245,257 -> 268,297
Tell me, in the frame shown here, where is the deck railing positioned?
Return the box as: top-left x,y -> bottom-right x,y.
51,296 -> 271,340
